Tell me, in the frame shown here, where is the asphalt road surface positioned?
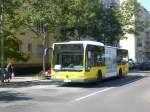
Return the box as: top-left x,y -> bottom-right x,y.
0,71 -> 150,112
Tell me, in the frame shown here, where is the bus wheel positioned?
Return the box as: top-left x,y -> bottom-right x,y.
97,70 -> 102,82
119,69 -> 123,78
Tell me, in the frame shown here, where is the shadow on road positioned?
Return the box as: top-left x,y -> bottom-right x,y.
60,75 -> 146,88
0,91 -> 32,103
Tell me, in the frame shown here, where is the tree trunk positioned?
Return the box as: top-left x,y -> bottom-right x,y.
42,29 -> 49,73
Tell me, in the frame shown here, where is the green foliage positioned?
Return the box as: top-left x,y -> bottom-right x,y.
98,4 -> 123,43
119,0 -> 149,37
21,0 -> 146,44
21,0 -> 104,41
1,0 -> 147,68
4,31 -> 29,61
1,0 -> 29,62
120,0 -> 139,25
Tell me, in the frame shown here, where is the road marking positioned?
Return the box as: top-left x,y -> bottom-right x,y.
74,76 -> 146,102
75,87 -> 114,102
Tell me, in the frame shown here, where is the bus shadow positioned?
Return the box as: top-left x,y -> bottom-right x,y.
60,75 -> 146,88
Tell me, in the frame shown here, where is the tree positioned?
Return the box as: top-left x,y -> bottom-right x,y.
21,0 -> 104,71
98,0 -> 149,45
119,0 -> 149,37
55,0 -> 104,41
0,0 -> 29,62
97,3 -> 123,45
21,0 -> 57,72
21,0 -> 104,40
20,0 -> 148,72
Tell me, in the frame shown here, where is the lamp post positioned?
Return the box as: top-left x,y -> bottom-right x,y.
0,0 -> 4,82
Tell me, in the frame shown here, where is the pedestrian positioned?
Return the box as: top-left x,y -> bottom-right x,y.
5,62 -> 14,82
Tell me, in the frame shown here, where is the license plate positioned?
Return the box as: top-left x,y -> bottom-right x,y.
64,78 -> 71,82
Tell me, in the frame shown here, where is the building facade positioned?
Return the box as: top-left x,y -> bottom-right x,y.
14,27 -> 55,68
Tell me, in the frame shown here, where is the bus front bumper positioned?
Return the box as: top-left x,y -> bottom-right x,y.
51,76 -> 97,83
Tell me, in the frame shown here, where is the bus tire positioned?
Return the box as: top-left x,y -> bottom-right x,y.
118,69 -> 123,78
97,70 -> 102,82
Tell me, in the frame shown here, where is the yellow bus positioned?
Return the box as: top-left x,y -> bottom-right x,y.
51,41 -> 128,83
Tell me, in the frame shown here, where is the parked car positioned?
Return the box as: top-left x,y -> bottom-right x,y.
45,68 -> 51,79
133,62 -> 141,69
139,62 -> 150,70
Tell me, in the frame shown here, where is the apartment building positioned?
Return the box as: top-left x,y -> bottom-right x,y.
136,8 -> 150,62
14,27 -> 55,68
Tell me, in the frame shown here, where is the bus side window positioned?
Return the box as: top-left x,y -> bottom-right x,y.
97,55 -> 102,66
117,49 -> 128,65
86,45 -> 105,68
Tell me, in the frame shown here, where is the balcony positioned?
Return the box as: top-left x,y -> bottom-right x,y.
144,47 -> 150,52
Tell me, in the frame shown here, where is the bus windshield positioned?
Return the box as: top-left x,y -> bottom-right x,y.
53,44 -> 84,71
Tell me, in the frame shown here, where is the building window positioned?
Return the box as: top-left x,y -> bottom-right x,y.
28,43 -> 32,54
37,45 -> 44,56
145,42 -> 150,47
137,42 -> 142,47
137,39 -> 142,47
146,31 -> 150,40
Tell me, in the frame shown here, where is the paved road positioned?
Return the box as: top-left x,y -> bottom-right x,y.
0,71 -> 150,112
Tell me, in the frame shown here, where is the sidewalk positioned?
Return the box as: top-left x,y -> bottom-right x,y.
0,75 -> 55,91
11,76 -> 39,82
0,75 -> 41,84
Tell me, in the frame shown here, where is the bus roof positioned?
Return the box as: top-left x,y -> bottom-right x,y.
52,41 -> 128,51
53,40 -> 104,48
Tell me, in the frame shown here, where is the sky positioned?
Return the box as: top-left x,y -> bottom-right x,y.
137,0 -> 150,11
